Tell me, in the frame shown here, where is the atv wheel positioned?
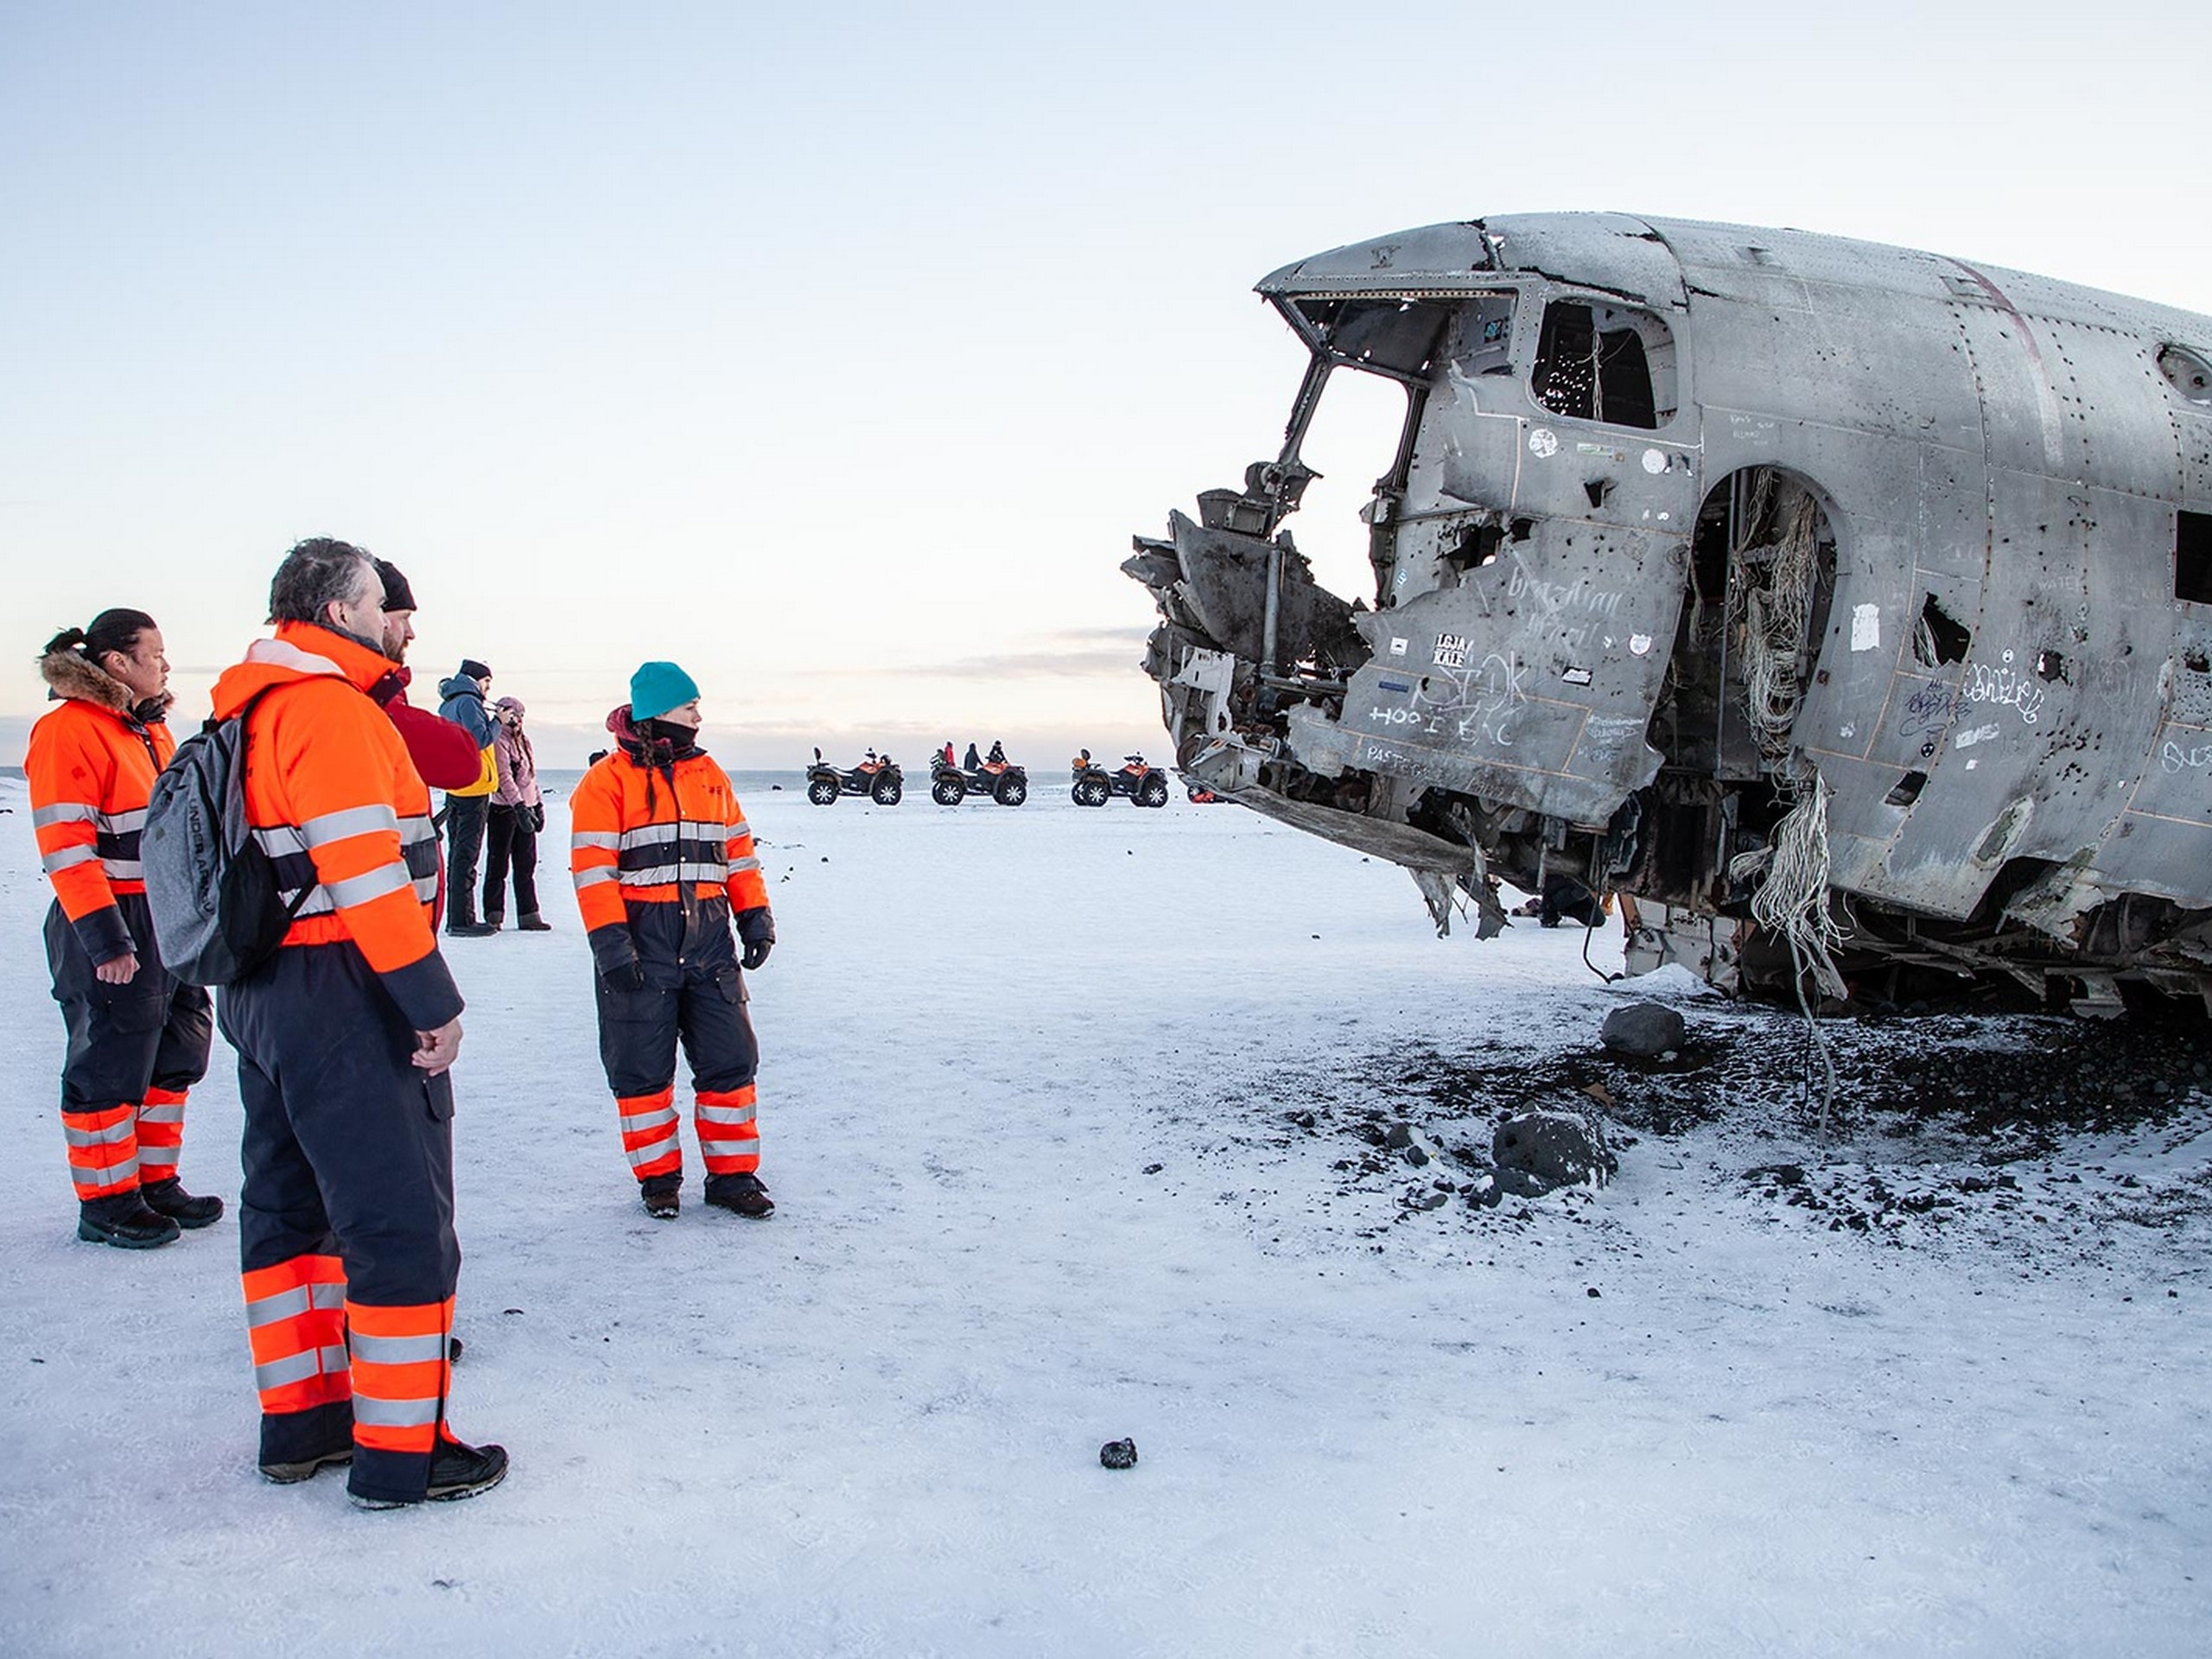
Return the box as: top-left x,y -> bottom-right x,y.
1072,777 -> 1109,807
871,775 -> 904,806
1135,773 -> 1171,808
806,776 -> 840,806
931,775 -> 965,806
995,775 -> 1028,806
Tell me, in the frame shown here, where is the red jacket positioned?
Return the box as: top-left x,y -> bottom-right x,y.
372,664 -> 485,791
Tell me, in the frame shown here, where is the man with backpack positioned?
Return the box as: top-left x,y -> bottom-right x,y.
205,538 -> 505,1510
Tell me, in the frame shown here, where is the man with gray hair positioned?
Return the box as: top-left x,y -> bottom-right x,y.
208,536 -> 505,1509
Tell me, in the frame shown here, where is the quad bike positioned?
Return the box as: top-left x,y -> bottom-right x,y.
1071,751 -> 1170,808
930,756 -> 1028,806
807,747 -> 903,806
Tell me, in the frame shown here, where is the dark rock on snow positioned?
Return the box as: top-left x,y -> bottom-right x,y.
1494,1109 -> 1618,1192
1600,1001 -> 1686,1058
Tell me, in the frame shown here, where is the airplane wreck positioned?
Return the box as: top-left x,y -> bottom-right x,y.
1126,213 -> 2212,1012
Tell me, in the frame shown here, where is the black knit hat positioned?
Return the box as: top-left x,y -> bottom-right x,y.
459,658 -> 492,682
375,559 -> 417,612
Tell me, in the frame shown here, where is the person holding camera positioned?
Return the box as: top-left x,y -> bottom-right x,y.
483,695 -> 548,931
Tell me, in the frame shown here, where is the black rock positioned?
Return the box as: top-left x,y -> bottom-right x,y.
1494,1109 -> 1618,1191
1600,1002 -> 1687,1058
1100,1439 -> 1138,1470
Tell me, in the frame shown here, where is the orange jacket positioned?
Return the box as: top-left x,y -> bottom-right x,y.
207,622 -> 461,1033
26,655 -> 173,965
569,747 -> 770,940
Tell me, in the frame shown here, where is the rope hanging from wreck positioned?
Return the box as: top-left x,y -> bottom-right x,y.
1732,482 -> 1824,759
1730,766 -> 1847,1130
1723,473 -> 1845,1128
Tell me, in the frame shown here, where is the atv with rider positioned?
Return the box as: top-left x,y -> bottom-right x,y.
807,747 -> 903,806
930,747 -> 1028,806
1070,749 -> 1169,808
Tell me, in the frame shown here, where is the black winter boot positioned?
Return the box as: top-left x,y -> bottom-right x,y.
640,1173 -> 681,1219
77,1192 -> 181,1249
703,1173 -> 775,1219
349,1437 -> 509,1510
141,1177 -> 226,1230
517,912 -> 551,931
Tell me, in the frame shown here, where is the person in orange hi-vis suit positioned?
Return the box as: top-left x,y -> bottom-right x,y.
570,660 -> 777,1222
28,609 -> 220,1248
208,538 -> 505,1510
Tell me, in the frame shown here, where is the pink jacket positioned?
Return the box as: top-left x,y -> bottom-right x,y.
492,697 -> 542,808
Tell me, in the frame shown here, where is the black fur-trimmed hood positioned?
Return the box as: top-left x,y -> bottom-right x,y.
39,645 -> 171,721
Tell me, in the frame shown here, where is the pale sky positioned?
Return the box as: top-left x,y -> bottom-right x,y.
7,1 -> 2209,766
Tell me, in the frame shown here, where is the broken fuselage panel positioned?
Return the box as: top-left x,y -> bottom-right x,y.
1127,213 -> 2212,1006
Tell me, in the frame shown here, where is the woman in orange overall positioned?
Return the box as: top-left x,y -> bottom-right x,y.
570,662 -> 777,1221
27,611 -> 220,1248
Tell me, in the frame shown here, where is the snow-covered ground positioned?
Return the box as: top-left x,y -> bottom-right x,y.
3,770 -> 2209,1657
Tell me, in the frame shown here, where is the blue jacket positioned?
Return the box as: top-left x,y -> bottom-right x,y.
436,674 -> 495,747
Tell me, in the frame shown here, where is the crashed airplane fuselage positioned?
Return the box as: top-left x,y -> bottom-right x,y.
1127,213 -> 2212,1008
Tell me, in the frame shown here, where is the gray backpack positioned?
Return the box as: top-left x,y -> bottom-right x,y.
143,685 -> 313,987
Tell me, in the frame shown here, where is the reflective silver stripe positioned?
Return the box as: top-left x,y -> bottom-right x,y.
74,1148 -> 138,1179
353,1394 -> 439,1428
253,824 -> 311,858
137,1100 -> 186,1125
100,858 -> 143,880
575,866 -> 620,889
619,823 -> 683,848
728,818 -> 750,839
400,817 -> 438,848
41,845 -> 100,873
99,806 -> 149,834
696,1101 -> 757,1127
325,862 -> 413,908
625,1129 -> 681,1169
572,830 -> 621,849
302,804 -> 400,847
254,1344 -> 348,1392
729,855 -> 762,875
66,1116 -> 137,1148
247,1286 -> 312,1325
246,1282 -> 346,1325
289,892 -> 338,918
411,873 -> 441,901
616,861 -> 726,887
622,1104 -> 681,1133
349,1331 -> 447,1367
33,802 -> 97,827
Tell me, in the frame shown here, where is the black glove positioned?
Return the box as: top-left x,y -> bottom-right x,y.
528,803 -> 545,833
736,906 -> 775,972
588,924 -> 647,991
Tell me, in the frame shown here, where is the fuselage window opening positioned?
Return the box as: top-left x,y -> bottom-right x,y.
2177,509 -> 2212,603
2157,345 -> 2212,406
1530,299 -> 1678,429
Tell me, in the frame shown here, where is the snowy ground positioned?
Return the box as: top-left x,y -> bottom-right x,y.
2,770 -> 2209,1657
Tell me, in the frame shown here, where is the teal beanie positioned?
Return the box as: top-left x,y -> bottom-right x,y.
629,661 -> 701,722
